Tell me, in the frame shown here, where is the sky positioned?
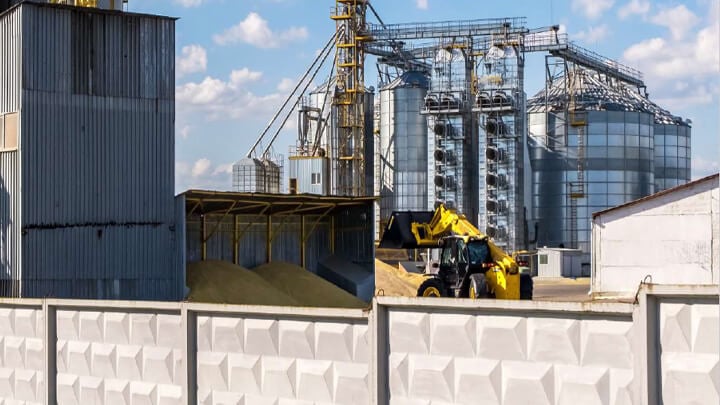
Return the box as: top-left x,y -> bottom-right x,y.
128,0 -> 720,193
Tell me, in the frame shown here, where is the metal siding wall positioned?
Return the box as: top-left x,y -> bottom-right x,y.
18,5 -> 178,300
304,216 -> 331,273
0,7 -> 22,296
271,217 -> 301,264
187,207 -> 373,274
334,205 -> 374,272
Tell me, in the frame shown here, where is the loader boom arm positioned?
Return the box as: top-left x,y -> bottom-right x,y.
380,204 -> 518,274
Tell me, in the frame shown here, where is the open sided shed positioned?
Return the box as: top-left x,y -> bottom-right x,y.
177,190 -> 376,275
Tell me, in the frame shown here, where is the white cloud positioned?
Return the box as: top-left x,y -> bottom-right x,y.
574,24 -> 609,43
618,0 -> 650,19
175,68 -> 286,121
277,78 -> 294,92
416,0 -> 428,10
213,12 -> 308,48
571,0 -> 614,19
176,160 -> 234,192
230,68 -> 263,85
650,5 -> 699,40
174,0 -> 204,7
191,158 -> 212,178
622,1 -> 719,110
212,163 -> 233,176
179,125 -> 191,139
176,45 -> 207,78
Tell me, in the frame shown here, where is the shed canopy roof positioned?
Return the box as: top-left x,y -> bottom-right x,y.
182,190 -> 376,216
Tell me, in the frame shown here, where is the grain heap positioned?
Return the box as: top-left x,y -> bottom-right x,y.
186,260 -> 299,306
374,259 -> 427,297
253,262 -> 368,308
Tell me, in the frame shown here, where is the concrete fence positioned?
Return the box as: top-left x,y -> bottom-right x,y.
0,285 -> 716,404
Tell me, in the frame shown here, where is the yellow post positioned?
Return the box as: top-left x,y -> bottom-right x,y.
266,215 -> 272,263
200,215 -> 206,261
300,215 -> 306,269
330,215 -> 336,254
232,215 -> 239,265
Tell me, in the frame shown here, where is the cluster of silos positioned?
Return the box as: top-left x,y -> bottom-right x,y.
376,72 -> 429,229
527,69 -> 690,253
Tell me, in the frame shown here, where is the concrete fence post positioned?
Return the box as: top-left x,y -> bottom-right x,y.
42,300 -> 56,405
181,304 -> 197,404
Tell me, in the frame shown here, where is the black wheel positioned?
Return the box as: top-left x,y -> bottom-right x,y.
468,273 -> 489,299
417,277 -> 446,297
520,273 -> 533,300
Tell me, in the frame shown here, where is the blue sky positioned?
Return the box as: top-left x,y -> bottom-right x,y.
129,0 -> 719,192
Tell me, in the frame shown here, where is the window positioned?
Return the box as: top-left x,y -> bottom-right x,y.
311,173 -> 321,185
0,112 -> 18,152
539,254 -> 548,265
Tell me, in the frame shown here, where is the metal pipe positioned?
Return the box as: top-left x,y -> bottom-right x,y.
261,31 -> 339,158
246,30 -> 339,158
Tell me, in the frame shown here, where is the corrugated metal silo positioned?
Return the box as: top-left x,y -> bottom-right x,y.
233,158 -> 266,192
527,70 -> 659,253
377,71 -> 429,230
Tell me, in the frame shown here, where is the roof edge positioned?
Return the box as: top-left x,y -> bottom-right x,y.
592,172 -> 720,218
2,0 -> 178,21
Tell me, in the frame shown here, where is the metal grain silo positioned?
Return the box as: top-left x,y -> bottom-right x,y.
618,88 -> 693,191
377,71 -> 429,229
527,70 -> 657,253
233,158 -> 266,192
653,120 -> 691,191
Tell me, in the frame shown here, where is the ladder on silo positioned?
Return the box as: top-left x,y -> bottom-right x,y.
567,68 -> 585,249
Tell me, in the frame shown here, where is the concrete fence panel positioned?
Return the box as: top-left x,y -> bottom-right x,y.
373,298 -> 639,405
0,285 -> 714,404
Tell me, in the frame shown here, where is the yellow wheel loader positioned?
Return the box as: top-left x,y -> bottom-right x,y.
379,204 -> 532,300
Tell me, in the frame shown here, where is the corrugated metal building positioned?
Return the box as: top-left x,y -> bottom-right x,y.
0,2 -> 182,299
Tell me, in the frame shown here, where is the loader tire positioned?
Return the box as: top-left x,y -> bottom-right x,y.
469,273 -> 489,299
520,273 -> 533,300
417,277 -> 446,297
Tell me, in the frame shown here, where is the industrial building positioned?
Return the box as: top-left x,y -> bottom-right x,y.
259,5 -> 693,255
0,1 -> 182,299
591,173 -> 719,297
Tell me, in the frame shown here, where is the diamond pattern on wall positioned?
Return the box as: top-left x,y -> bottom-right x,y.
527,318 -> 580,364
581,319 -> 634,369
196,315 -> 369,404
660,300 -> 720,405
387,310 -> 635,404
0,306 -> 44,405
56,309 -> 183,405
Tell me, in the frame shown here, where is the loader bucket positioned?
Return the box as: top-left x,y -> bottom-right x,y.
378,211 -> 435,249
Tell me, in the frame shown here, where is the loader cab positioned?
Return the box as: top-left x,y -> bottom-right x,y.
438,236 -> 493,290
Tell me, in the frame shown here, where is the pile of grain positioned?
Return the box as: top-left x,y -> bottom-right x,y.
375,259 -> 427,297
186,260 -> 299,306
253,262 -> 368,309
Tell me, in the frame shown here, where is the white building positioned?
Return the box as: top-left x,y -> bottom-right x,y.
591,173 -> 719,297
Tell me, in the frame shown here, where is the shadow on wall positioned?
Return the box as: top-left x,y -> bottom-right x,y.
0,174 -> 11,296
